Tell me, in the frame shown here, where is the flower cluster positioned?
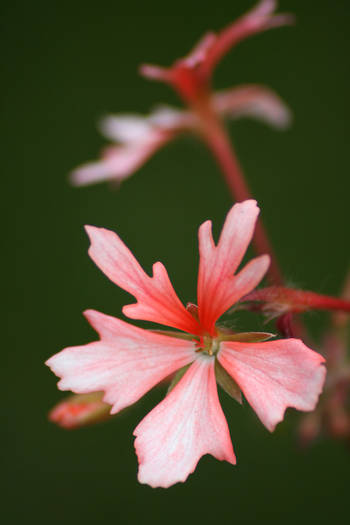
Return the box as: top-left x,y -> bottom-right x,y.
46,0 -> 350,489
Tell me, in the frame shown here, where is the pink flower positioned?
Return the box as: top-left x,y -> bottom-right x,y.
46,200 -> 325,487
71,87 -> 290,187
71,107 -> 193,186
71,0 -> 293,187
140,0 -> 294,102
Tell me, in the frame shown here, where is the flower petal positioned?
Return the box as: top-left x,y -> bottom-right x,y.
70,132 -> 169,187
198,200 -> 269,334
99,115 -> 154,143
134,356 -> 235,488
139,63 -> 171,83
201,0 -> 294,78
182,32 -> 217,68
99,107 -> 193,143
213,85 -> 292,129
71,107 -> 194,187
85,226 -> 200,334
218,339 -> 326,431
46,310 -> 196,414
148,105 -> 195,130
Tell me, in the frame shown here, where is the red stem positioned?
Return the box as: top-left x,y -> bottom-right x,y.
244,286 -> 350,313
197,105 -> 283,285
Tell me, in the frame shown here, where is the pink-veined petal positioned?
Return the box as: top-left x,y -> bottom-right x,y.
201,0 -> 294,78
148,105 -> 195,131
99,106 -> 193,143
134,355 -> 235,488
70,131 -> 170,187
213,85 -> 292,129
85,226 -> 201,334
139,64 -> 171,82
99,115 -> 154,143
182,32 -> 217,68
46,310 -> 196,414
197,200 -> 269,334
218,339 -> 326,431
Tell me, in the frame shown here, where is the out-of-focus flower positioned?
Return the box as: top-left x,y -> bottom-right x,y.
46,200 -> 325,487
299,273 -> 350,445
71,0 -> 293,187
71,85 -> 291,187
49,392 -> 112,429
140,0 -> 293,102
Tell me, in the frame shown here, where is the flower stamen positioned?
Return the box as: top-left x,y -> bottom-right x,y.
196,335 -> 220,356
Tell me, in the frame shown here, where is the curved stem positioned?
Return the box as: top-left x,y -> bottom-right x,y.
197,105 -> 283,285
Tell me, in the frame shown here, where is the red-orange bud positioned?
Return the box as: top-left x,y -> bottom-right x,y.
49,392 -> 112,429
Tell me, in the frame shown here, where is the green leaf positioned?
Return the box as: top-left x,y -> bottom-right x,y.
215,360 -> 242,404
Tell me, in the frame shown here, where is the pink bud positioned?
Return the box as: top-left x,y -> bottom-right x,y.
49,392 -> 112,429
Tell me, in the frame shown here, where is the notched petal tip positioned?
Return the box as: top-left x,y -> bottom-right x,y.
84,224 -> 102,251
219,338 -> 326,433
139,63 -> 170,82
133,358 -> 235,488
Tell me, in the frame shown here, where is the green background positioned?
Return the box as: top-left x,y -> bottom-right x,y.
5,1 -> 349,524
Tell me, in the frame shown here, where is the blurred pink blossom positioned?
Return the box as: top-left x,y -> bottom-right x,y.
71,0 -> 293,187
71,86 -> 290,187
140,0 -> 293,101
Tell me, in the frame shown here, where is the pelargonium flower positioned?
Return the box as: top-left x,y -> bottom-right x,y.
140,0 -> 293,103
71,0 -> 292,187
71,86 -> 291,187
46,200 -> 325,487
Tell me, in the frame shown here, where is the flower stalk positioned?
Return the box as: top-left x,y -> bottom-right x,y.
193,98 -> 284,285
242,286 -> 350,315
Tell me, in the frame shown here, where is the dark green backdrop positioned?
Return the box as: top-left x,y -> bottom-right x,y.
5,1 -> 349,524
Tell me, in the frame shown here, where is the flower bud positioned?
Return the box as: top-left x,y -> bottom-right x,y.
49,392 -> 112,429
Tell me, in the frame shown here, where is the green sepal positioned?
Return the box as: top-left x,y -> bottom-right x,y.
215,360 -> 242,404
218,331 -> 275,343
151,329 -> 197,342
167,364 -> 192,395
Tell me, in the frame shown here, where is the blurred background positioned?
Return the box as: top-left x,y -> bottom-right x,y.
5,1 -> 349,524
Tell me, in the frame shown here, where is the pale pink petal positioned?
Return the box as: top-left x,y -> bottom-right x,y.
148,105 -> 195,131
182,32 -> 217,68
134,356 -> 235,488
218,339 -> 326,431
139,64 -> 171,82
213,85 -> 292,129
46,310 -> 196,415
198,200 -> 269,334
85,226 -> 201,334
99,115 -> 154,143
201,0 -> 294,78
70,133 -> 170,187
100,107 -> 194,141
